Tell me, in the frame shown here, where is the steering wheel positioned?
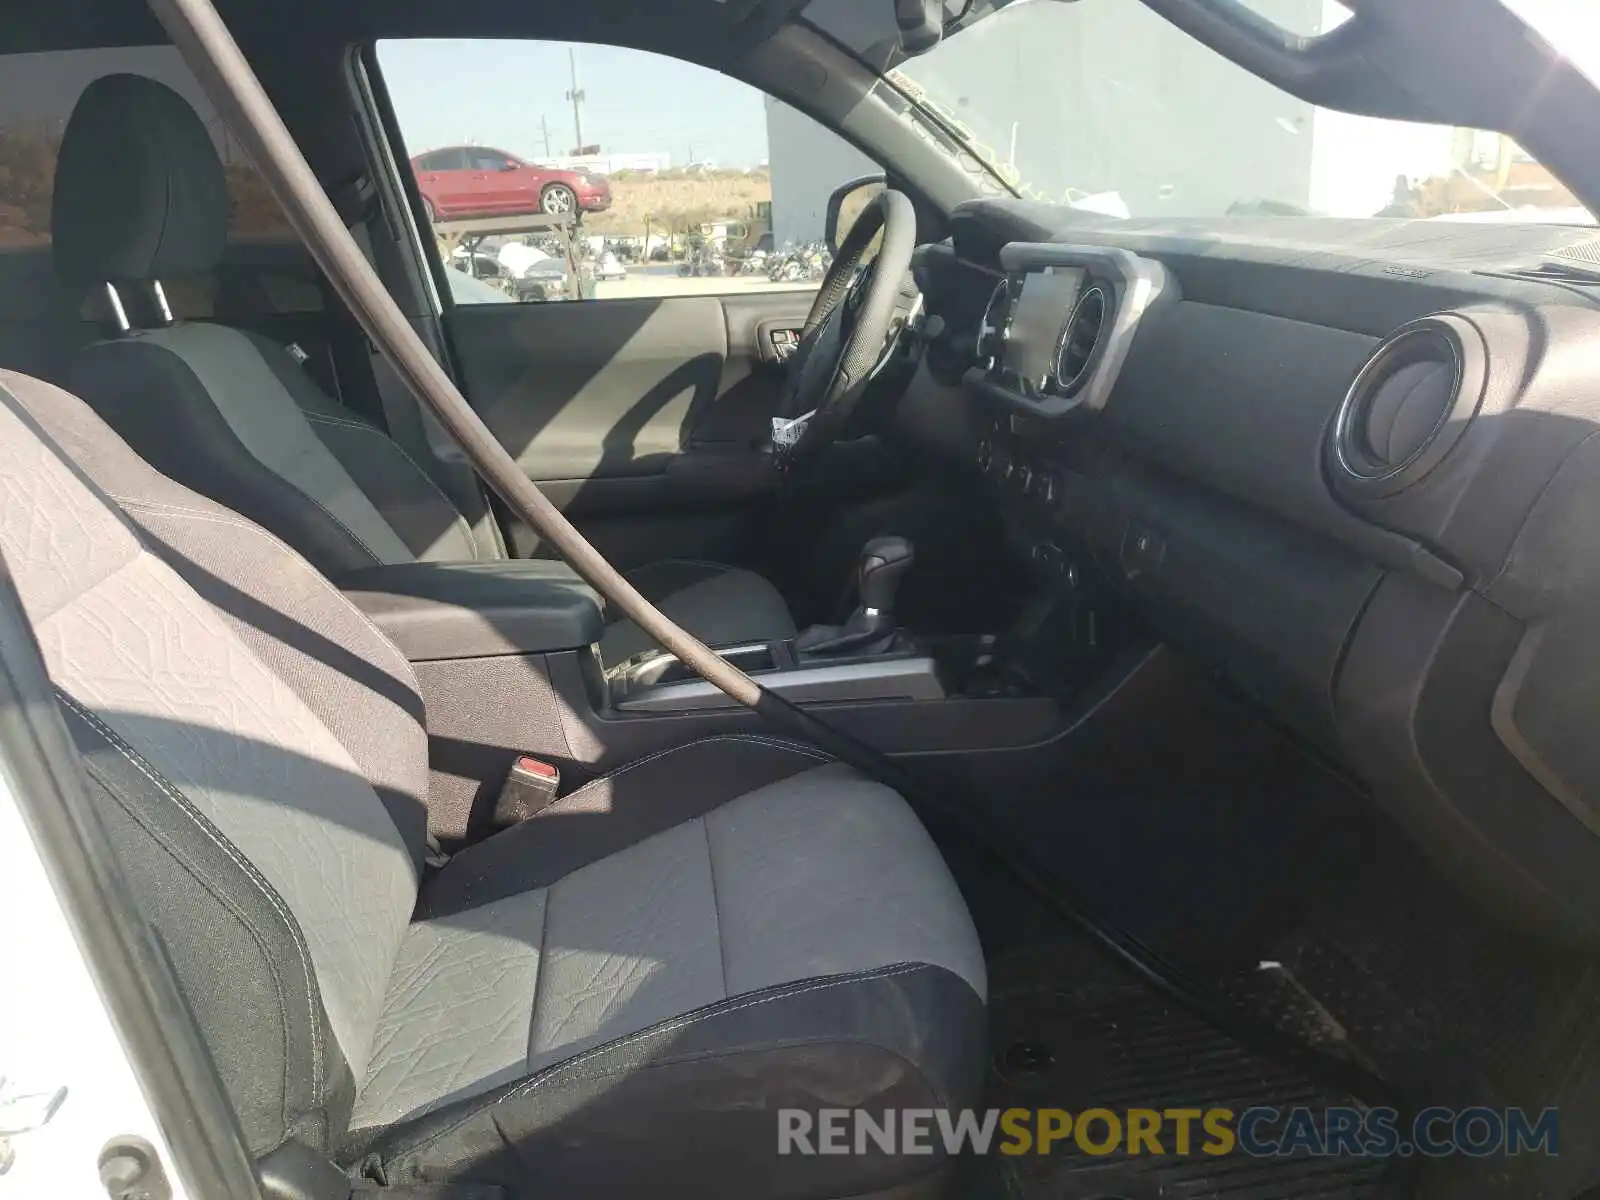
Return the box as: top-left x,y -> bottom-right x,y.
776,189 -> 919,465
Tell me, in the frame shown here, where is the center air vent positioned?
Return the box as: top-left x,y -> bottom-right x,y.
1054,285 -> 1107,395
1329,315 -> 1485,498
977,278 -> 1011,368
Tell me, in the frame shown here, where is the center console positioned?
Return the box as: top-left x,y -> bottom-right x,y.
338,556 -> 1070,843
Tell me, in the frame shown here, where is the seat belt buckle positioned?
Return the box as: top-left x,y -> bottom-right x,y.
493,755 -> 561,826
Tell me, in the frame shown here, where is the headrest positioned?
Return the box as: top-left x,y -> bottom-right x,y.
52,74 -> 230,290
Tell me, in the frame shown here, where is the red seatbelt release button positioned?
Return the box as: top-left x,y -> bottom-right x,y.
494,755 -> 561,826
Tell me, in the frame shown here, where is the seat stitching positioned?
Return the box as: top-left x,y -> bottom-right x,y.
400,963 -> 924,1157
523,891 -> 553,1075
702,816 -> 728,1000
146,332 -> 392,566
57,693 -> 326,1094
550,735 -> 832,814
298,491 -> 387,565
110,496 -> 424,695
80,752 -> 303,1135
96,339 -> 385,565
479,1030 -> 956,1113
302,413 -> 479,560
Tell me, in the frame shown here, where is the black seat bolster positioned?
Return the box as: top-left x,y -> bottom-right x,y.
69,338 -> 382,574
235,327 -> 486,564
348,962 -> 986,1200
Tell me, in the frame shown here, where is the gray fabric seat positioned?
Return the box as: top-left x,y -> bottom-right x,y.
49,72 -> 795,664
0,366 -> 987,1198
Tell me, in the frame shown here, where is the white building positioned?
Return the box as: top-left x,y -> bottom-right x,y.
533,151 -> 671,175
765,97 -> 877,246
764,0 -> 1485,238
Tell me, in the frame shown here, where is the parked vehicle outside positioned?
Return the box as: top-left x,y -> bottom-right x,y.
412,145 -> 612,219
511,256 -> 572,301
442,263 -> 516,304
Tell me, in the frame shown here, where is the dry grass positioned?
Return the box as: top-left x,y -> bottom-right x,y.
0,126 -> 59,248
0,127 -> 295,248
582,168 -> 773,236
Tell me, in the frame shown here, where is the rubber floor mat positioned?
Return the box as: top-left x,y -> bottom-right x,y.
1265,829 -> 1600,1199
987,972 -> 1395,1200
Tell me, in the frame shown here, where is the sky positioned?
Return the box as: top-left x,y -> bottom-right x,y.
377,40 -> 772,168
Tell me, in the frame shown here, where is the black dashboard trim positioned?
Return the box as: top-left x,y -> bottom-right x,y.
968,243 -> 1173,419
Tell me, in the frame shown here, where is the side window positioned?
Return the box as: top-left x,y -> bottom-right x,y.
417,149 -> 465,171
465,148 -> 516,172
374,39 -> 879,305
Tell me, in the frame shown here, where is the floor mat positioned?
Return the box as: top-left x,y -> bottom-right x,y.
1265,829 -> 1600,1200
986,943 -> 1394,1200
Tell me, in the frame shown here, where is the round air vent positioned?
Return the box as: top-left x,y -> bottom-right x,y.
976,278 -> 1011,368
1054,285 -> 1107,395
1329,315 -> 1486,498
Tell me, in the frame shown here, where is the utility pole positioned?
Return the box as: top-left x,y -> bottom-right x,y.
565,47 -> 586,153
540,114 -> 552,158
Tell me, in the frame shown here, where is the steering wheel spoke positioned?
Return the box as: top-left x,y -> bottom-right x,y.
781,190 -> 919,465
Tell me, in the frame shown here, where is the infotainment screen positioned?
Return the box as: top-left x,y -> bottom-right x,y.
1006,268 -> 1087,392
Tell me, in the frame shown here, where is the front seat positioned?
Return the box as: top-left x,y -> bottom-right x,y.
49,73 -> 795,664
0,366 -> 986,1198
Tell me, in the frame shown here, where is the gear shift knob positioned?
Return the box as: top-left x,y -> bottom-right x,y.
858,536 -> 914,618
794,537 -> 916,658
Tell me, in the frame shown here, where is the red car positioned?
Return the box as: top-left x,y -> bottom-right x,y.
411,146 -> 612,220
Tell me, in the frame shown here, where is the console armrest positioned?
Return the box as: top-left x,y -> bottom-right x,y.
339,561 -> 604,661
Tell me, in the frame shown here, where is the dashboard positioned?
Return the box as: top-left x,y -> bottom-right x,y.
908,198 -> 1600,946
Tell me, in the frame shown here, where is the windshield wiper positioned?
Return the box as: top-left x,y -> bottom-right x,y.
879,69 -> 1022,198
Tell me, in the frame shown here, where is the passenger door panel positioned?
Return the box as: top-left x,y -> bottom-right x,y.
443,291 -> 816,565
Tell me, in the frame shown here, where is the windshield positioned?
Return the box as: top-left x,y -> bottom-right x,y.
882,0 -> 1595,224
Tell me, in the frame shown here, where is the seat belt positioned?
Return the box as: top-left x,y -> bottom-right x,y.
338,191 -> 509,559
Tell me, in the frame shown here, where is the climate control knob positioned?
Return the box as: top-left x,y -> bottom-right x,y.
1034,471 -> 1059,507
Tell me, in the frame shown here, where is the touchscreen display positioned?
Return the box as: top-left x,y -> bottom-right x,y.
1007,268 -> 1086,391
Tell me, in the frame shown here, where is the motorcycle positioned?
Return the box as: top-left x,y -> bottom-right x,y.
678,247 -> 726,277
767,242 -> 831,282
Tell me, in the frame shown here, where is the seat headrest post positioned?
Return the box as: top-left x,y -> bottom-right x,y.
150,281 -> 175,327
103,282 -> 131,335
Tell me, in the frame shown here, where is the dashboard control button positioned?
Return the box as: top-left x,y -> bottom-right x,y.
1121,522 -> 1165,579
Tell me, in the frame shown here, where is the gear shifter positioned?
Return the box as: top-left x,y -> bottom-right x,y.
795,537 -> 915,658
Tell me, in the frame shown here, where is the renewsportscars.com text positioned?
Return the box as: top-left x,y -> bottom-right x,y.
777,1106 -> 1559,1159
